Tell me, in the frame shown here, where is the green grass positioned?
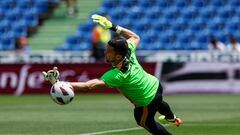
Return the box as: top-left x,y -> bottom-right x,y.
0,94 -> 240,135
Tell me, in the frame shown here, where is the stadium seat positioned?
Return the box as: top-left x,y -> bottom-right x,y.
78,23 -> 94,33
127,10 -> 144,20
0,20 -> 11,33
156,1 -> 170,8
35,0 -> 49,14
226,17 -> 240,33
196,35 -> 209,45
13,26 -> 27,38
174,18 -> 188,30
66,35 -> 80,45
120,0 -> 137,8
210,0 -> 225,7
58,0 -> 240,51
71,42 -> 90,51
192,0 -> 209,8
153,18 -> 170,32
119,18 -> 133,29
189,41 -> 202,50
182,6 -> 199,20
145,6 -> 162,21
0,37 -> 15,50
174,0 -> 189,8
0,0 -> 55,50
229,0 -> 240,7
102,0 -> 116,9
0,0 -> 15,11
24,14 -> 38,27
189,23 -> 202,32
218,5 -> 235,19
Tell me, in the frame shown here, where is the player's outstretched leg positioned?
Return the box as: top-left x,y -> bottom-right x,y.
157,100 -> 182,127
134,106 -> 172,135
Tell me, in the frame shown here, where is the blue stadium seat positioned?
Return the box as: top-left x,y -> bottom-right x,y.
120,0 -> 137,8
189,23 -> 202,32
138,0 -> 155,8
0,0 -> 52,50
24,14 -> 38,27
226,17 -> 240,33
192,0 -> 209,8
0,37 -> 15,50
58,0 -> 240,50
119,18 -> 133,29
181,6 -> 199,20
71,42 -> 90,51
95,7 -> 108,15
148,42 -> 162,50
156,1 -> 170,8
210,0 -> 225,7
36,0 -> 49,14
229,0 -> 240,7
66,35 -> 80,45
174,0 -> 189,8
0,43 -> 3,50
153,18 -> 170,32
218,5 -> 235,19
196,35 -> 209,45
17,0 -> 34,10
110,8 -> 126,22
133,18 -> 150,33
201,5 -> 216,17
145,6 -> 162,21
127,9 -> 144,20
6,13 -> 21,23
192,18 -> 207,29
207,17 -> 224,33
102,0 -> 116,9
13,26 -> 27,38
173,42 -> 184,50
78,23 -> 94,33
174,18 -> 188,31
0,0 -> 15,11
0,9 -> 5,20
136,42 -> 145,50
189,41 -> 202,50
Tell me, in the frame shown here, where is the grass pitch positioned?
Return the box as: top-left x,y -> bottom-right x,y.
0,94 -> 240,135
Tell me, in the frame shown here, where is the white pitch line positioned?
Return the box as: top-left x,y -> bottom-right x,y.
78,127 -> 143,135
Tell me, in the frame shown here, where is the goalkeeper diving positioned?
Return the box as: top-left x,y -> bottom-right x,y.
43,14 -> 182,135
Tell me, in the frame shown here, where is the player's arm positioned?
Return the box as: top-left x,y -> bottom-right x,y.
42,67 -> 108,92
118,27 -> 140,48
70,79 -> 108,91
91,14 -> 140,47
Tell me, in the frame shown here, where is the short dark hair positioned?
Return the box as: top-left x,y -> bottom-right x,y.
108,38 -> 129,57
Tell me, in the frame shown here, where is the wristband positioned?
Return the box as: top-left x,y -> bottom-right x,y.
110,24 -> 122,34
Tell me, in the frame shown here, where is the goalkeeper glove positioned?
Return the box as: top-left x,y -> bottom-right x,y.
42,67 -> 60,84
91,14 -> 113,29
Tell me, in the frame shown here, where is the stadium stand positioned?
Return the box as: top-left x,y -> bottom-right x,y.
56,0 -> 240,51
0,0 -> 60,50
1,0 -> 240,51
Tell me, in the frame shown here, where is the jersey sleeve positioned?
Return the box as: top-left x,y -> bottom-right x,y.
127,40 -> 136,53
101,69 -> 123,88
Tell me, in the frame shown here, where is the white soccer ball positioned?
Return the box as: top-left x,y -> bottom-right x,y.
50,81 -> 74,105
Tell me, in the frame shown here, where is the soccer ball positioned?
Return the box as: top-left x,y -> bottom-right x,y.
50,81 -> 74,105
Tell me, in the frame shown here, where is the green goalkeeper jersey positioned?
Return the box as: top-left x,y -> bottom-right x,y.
101,41 -> 159,107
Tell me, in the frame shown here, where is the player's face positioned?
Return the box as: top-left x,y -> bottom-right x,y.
104,45 -> 116,63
